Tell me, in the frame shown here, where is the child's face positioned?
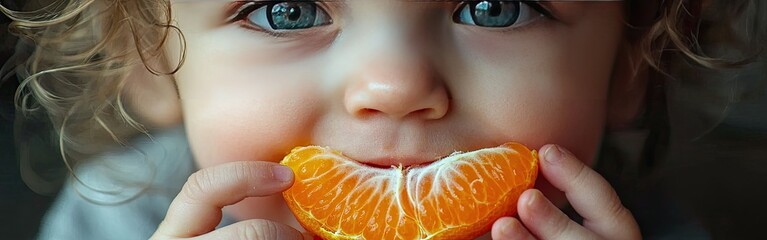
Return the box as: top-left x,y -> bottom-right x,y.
166,0 -> 624,229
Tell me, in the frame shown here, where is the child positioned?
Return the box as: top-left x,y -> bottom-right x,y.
1,0 -> 759,239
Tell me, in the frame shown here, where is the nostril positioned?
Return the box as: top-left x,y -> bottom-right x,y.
357,108 -> 380,118
376,108 -> 445,119
356,107 -> 435,119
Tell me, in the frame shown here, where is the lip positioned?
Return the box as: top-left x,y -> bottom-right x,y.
355,157 -> 441,169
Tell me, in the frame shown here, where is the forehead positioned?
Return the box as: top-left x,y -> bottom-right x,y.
170,0 -> 623,3
170,0 -> 624,1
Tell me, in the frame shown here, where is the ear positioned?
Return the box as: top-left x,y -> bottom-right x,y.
122,62 -> 182,129
606,40 -> 650,130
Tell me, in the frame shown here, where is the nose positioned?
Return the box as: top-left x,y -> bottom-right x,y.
343,50 -> 450,120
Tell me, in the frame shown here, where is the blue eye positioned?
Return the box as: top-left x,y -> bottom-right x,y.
233,1 -> 332,31
454,1 -> 546,28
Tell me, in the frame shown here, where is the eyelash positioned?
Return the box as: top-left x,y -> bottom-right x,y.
455,1 -> 553,17
226,1 -> 334,38
226,1 -> 555,37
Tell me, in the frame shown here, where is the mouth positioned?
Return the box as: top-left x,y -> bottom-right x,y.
356,157 -> 441,169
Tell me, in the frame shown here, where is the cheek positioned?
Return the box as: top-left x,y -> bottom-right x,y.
465,85 -> 606,166
450,25 -> 617,165
177,64 -> 322,167
507,98 -> 606,165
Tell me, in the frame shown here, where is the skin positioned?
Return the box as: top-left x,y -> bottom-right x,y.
138,1 -> 642,239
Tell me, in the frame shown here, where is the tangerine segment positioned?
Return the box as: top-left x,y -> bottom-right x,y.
281,143 -> 538,240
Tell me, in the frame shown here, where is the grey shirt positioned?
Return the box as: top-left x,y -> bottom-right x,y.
37,127 -> 233,240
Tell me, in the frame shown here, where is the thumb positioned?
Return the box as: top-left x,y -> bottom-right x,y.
192,219 -> 307,240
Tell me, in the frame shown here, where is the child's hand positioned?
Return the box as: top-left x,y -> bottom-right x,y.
150,161 -> 309,240
491,145 -> 641,240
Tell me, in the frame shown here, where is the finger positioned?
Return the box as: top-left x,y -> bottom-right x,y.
190,219 -> 309,240
539,145 -> 640,240
491,217 -> 536,240
153,161 -> 295,238
518,189 -> 597,240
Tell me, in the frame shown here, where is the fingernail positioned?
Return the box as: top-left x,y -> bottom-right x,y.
544,145 -> 564,164
525,190 -> 538,208
499,218 -> 516,238
272,165 -> 293,182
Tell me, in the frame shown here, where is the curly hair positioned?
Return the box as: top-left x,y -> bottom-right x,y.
2,0 -> 184,181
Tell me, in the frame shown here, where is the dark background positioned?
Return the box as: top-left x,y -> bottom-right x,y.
1,1 -> 58,239
1,0 -> 766,239
0,0 -> 59,239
